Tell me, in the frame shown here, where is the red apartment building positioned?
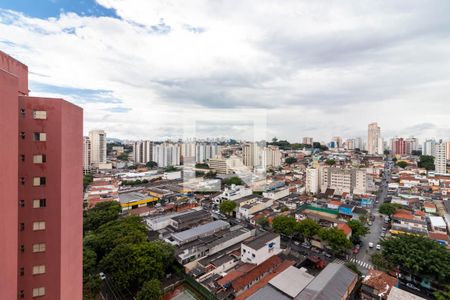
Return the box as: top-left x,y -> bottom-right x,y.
0,51 -> 82,299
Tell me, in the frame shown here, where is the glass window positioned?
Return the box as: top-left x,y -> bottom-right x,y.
33,111 -> 47,120
32,221 -> 46,231
32,287 -> 45,297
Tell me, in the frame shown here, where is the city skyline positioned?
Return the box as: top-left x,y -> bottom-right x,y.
0,1 -> 449,140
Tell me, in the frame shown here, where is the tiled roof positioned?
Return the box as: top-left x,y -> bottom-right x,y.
337,223 -> 352,236
362,270 -> 398,298
232,255 -> 282,291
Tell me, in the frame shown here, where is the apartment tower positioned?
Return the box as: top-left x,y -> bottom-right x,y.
0,51 -> 82,299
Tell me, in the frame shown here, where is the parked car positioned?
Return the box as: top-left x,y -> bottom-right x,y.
311,247 -> 321,254
406,283 -> 420,291
302,242 -> 311,249
376,244 -> 381,250
294,241 -> 300,246
99,272 -> 106,280
369,242 -> 374,248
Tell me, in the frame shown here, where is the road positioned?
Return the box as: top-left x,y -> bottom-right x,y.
353,157 -> 392,273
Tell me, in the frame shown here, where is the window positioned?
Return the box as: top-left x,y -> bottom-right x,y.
33,155 -> 46,164
33,132 -> 47,142
20,154 -> 25,162
33,177 -> 46,186
19,200 -> 25,208
20,223 -> 25,231
32,265 -> 46,275
19,290 -> 24,298
33,111 -> 47,120
32,243 -> 46,253
20,132 -> 25,139
20,108 -> 26,117
33,199 -> 46,208
20,177 -> 25,185
20,245 -> 25,252
32,221 -> 46,231
19,267 -> 24,276
252,253 -> 255,258
32,287 -> 45,297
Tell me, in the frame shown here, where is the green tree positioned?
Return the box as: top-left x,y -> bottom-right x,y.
145,161 -> 158,169
83,248 -> 101,300
83,201 -> 122,232
434,285 -> 450,300
296,219 -> 320,242
204,171 -> 217,179
285,157 -> 298,164
419,155 -> 435,171
318,227 -> 352,255
347,220 -> 369,243
345,262 -> 361,276
220,200 -> 237,216
222,176 -> 244,186
256,216 -> 269,229
378,203 -> 401,216
117,153 -> 129,161
83,174 -> 93,190
371,252 -> 392,270
137,279 -> 162,300
325,159 -> 336,166
272,215 -> 297,237
195,163 -> 210,169
396,161 -> 408,168
380,235 -> 450,282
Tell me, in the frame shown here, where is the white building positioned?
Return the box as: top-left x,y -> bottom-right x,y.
435,140 -> 447,174
306,168 -> 319,194
213,185 -> 253,204
133,140 -> 153,164
263,186 -> 290,200
367,122 -> 382,155
239,198 -> 274,219
241,232 -> 281,265
263,146 -> 282,168
89,129 -> 107,166
83,136 -> 91,174
320,167 -> 367,195
423,139 -> 436,156
152,143 -> 181,168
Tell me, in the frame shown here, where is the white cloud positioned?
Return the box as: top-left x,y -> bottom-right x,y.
0,0 -> 449,142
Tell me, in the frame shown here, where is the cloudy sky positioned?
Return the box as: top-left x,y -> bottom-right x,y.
1,0 -> 449,142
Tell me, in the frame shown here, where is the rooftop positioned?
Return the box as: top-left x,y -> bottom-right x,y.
243,232 -> 279,250
362,270 -> 398,298
387,287 -> 426,300
171,220 -> 230,243
269,266 -> 314,298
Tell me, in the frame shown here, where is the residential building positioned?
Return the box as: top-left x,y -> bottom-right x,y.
89,129 -> 107,166
152,143 -> 181,167
213,185 -> 253,204
0,51 -> 82,300
320,167 -> 368,195
423,139 -> 436,156
243,142 -> 261,168
435,140 -> 447,174
387,286 -> 426,300
306,168 -> 319,194
446,141 -> 450,160
83,136 -> 91,174
368,122 -> 382,155
263,146 -> 282,168
361,270 -> 398,300
303,137 -> 313,145
241,232 -> 281,265
133,140 -> 153,164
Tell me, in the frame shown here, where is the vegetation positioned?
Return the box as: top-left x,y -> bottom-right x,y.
83,201 -> 122,232
219,200 -> 236,216
325,159 -> 336,166
345,262 -> 361,276
222,176 -> 244,186
296,218 -> 321,242
136,279 -> 163,300
256,216 -> 269,229
272,215 -> 297,237
378,203 -> 402,216
204,171 -> 217,179
396,160 -> 408,168
285,157 -> 298,165
347,220 -> 369,243
318,227 -> 352,255
164,165 -> 179,172
195,163 -> 210,169
83,203 -> 176,299
419,155 -> 435,171
145,161 -> 158,169
122,179 -> 150,186
83,174 -> 93,190
379,235 -> 450,282
117,153 -> 129,161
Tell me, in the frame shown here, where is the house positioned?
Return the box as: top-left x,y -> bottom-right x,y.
387,286 -> 426,300
361,270 -> 398,300
327,200 -> 342,210
241,232 -> 281,265
391,210 -> 428,235
337,223 -> 352,239
339,204 -> 354,217
423,201 -> 437,214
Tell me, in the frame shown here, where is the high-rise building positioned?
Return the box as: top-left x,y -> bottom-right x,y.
133,140 -> 153,164
89,129 -> 107,166
435,140 -> 447,174
303,137 -> 313,145
446,141 -> 450,160
332,136 -> 343,148
152,143 -> 181,167
423,139 -> 436,156
263,146 -> 282,168
0,51 -> 82,300
243,143 -> 260,168
320,166 -> 367,195
367,122 -> 382,155
305,168 -> 319,194
391,137 -> 406,155
83,136 -> 91,174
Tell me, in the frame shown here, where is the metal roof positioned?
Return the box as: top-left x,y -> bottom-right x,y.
269,266 -> 314,298
247,285 -> 290,300
171,220 -> 230,243
243,232 -> 279,250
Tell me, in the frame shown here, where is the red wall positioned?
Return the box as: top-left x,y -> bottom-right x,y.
18,97 -> 83,300
0,67 -> 19,300
0,51 -> 28,95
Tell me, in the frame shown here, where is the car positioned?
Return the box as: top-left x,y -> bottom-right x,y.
368,221 -> 373,226
302,242 -> 311,249
311,247 -> 321,254
376,244 -> 381,250
294,241 -> 300,246
406,283 -> 420,291
369,242 -> 374,248
99,272 -> 106,280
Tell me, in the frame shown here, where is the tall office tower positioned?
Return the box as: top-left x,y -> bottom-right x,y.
423,139 -> 436,156
88,129 -> 107,166
367,122 -> 382,155
434,140 -> 447,174
83,136 -> 91,174
0,51 -> 82,300
133,140 -> 153,164
303,137 -> 313,145
152,143 -> 181,167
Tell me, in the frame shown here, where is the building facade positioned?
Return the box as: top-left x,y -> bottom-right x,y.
0,51 -> 82,300
88,129 -> 106,166
367,122 -> 382,155
435,140 -> 447,174
83,136 -> 91,174
152,143 -> 181,167
133,140 -> 153,164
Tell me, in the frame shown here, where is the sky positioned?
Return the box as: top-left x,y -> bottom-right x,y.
0,0 -> 449,142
